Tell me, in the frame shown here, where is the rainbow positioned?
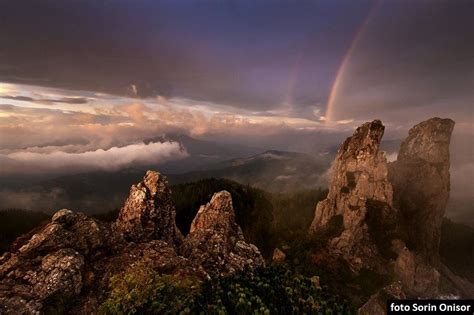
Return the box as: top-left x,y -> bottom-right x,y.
324,1 -> 380,123
283,51 -> 303,109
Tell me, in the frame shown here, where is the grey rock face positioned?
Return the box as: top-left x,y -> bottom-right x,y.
389,117 -> 455,263
180,191 -> 264,277
115,170 -> 183,246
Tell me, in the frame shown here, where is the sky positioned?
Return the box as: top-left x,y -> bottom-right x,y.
0,0 -> 473,174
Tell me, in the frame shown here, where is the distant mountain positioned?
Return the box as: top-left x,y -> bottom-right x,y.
0,149 -> 330,214
144,134 -> 263,173
168,150 -> 331,193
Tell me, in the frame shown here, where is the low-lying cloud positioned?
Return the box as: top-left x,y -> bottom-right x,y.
0,94 -> 89,105
1,141 -> 187,174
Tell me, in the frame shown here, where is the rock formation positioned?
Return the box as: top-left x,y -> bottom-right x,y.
115,170 -> 183,246
389,118 -> 455,263
180,191 -> 264,277
309,118 -> 466,302
0,210 -> 118,313
0,171 -> 263,314
309,120 -> 395,271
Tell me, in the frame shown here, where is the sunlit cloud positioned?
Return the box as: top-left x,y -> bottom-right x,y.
0,82 -> 348,156
1,141 -> 187,174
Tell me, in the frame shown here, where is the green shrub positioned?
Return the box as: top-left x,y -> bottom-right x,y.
100,261 -> 199,315
194,265 -> 354,315
101,265 -> 354,315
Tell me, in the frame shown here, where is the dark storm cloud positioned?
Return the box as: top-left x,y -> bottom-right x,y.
1,94 -> 89,104
330,0 -> 474,128
0,95 -> 34,102
0,0 -> 373,111
1,0 -> 472,122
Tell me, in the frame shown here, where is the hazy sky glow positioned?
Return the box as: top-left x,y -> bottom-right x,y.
0,0 -> 473,168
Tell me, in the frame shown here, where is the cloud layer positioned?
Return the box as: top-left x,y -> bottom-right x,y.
1,141 -> 187,175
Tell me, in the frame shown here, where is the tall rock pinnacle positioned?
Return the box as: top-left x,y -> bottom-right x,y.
389,117 -> 455,263
309,120 -> 394,270
115,170 -> 183,246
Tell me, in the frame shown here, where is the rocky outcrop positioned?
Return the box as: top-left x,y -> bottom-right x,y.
76,240 -> 206,313
389,118 -> 455,263
0,172 -> 263,314
309,118 -> 463,302
309,120 -> 395,271
0,210 -> 115,314
115,170 -> 183,246
358,282 -> 406,315
180,191 -> 264,277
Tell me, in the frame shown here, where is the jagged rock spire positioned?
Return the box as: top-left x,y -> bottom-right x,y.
310,120 -> 393,232
115,170 -> 183,246
180,191 -> 264,276
308,120 -> 395,270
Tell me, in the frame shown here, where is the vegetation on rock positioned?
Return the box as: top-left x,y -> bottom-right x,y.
101,264 -> 354,315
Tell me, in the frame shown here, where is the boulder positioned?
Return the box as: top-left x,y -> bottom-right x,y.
14,209 -> 114,258
0,211 -> 99,314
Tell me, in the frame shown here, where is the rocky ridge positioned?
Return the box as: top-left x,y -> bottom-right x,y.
309,117 -> 474,304
0,171 -> 263,314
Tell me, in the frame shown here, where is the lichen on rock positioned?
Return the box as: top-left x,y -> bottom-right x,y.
115,170 -> 183,246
